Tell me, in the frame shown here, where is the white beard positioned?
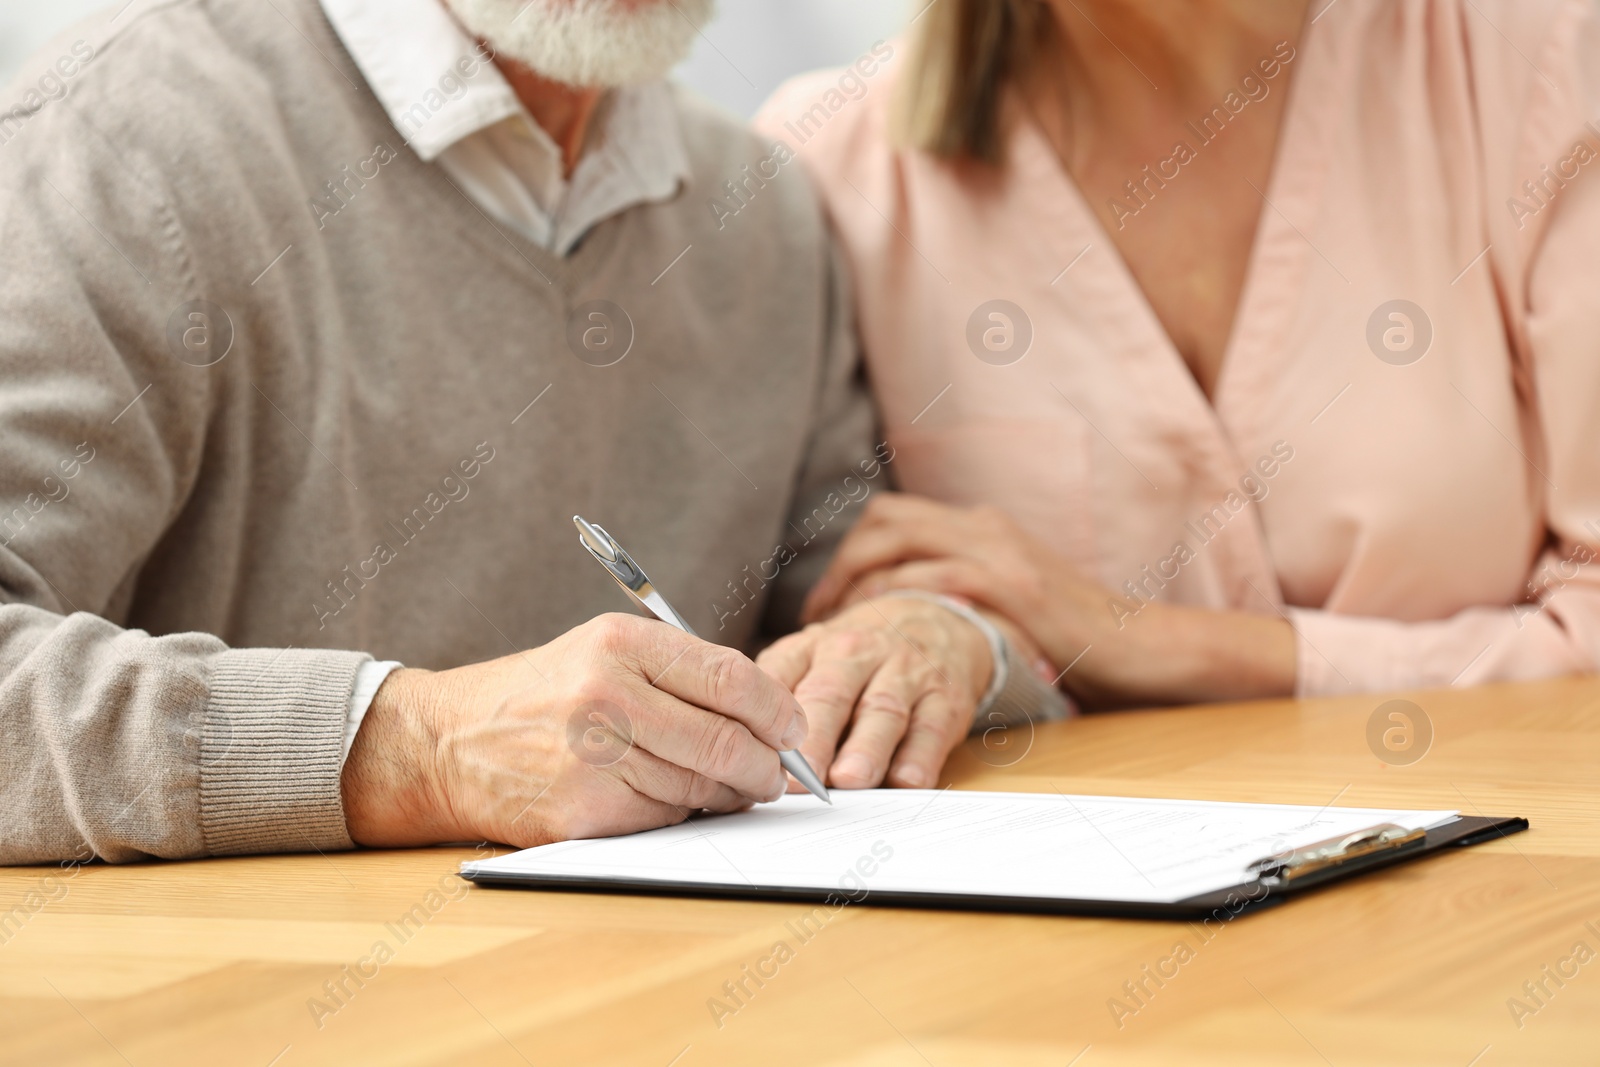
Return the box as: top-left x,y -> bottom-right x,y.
442,0 -> 715,88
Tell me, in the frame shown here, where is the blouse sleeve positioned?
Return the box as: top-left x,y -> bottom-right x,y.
1290,0 -> 1600,696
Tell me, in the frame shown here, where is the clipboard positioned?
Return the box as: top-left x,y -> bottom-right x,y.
1119,813 -> 1527,920
459,791 -> 1529,921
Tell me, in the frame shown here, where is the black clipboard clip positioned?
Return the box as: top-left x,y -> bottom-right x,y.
1247,822 -> 1429,887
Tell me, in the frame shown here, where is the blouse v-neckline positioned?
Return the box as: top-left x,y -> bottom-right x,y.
1010,13 -> 1342,474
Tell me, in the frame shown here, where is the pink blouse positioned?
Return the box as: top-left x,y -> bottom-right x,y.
756,0 -> 1600,696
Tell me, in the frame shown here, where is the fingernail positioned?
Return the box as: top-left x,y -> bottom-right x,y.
780,710 -> 807,749
833,753 -> 874,784
1034,657 -> 1054,681
894,764 -> 928,787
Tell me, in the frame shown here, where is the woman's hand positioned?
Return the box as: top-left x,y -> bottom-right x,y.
802,495 -> 1101,670
757,595 -> 995,790
802,494 -> 1297,706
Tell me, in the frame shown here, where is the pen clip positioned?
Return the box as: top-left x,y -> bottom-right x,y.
573,516 -> 699,637
575,516 -> 642,582
1246,822 -> 1427,886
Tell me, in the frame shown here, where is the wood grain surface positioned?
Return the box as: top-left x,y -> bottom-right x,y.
3,677 -> 1597,1066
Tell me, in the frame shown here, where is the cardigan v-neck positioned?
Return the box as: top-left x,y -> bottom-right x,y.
759,0 -> 1600,696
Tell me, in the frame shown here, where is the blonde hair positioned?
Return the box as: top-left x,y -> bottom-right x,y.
894,0 -> 1045,164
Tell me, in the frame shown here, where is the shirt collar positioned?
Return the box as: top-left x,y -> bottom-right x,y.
319,0 -> 691,249
319,0 -> 524,162
560,82 -> 689,242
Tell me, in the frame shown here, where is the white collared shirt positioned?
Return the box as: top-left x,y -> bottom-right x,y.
318,0 -> 689,255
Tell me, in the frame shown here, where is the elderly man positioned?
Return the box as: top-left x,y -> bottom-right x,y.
0,0 -> 1059,866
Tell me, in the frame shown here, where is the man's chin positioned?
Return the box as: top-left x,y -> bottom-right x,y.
442,0 -> 716,89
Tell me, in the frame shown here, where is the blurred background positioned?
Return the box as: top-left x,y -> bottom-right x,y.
0,0 -> 909,118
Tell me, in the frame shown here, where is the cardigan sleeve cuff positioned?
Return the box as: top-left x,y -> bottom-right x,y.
974,637 -> 1075,732
199,647 -> 370,856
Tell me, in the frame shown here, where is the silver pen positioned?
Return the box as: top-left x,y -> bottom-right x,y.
573,515 -> 831,803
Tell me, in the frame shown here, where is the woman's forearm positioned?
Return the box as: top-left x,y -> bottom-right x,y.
1063,602 -> 1297,708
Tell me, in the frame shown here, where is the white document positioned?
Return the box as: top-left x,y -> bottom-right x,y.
462,790 -> 1460,905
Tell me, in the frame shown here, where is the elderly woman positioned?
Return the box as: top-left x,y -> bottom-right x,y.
758,0 -> 1600,714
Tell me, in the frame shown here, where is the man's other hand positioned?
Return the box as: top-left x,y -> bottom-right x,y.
756,597 -> 993,791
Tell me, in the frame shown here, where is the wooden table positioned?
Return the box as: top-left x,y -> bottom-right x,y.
4,678 -> 1598,1066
